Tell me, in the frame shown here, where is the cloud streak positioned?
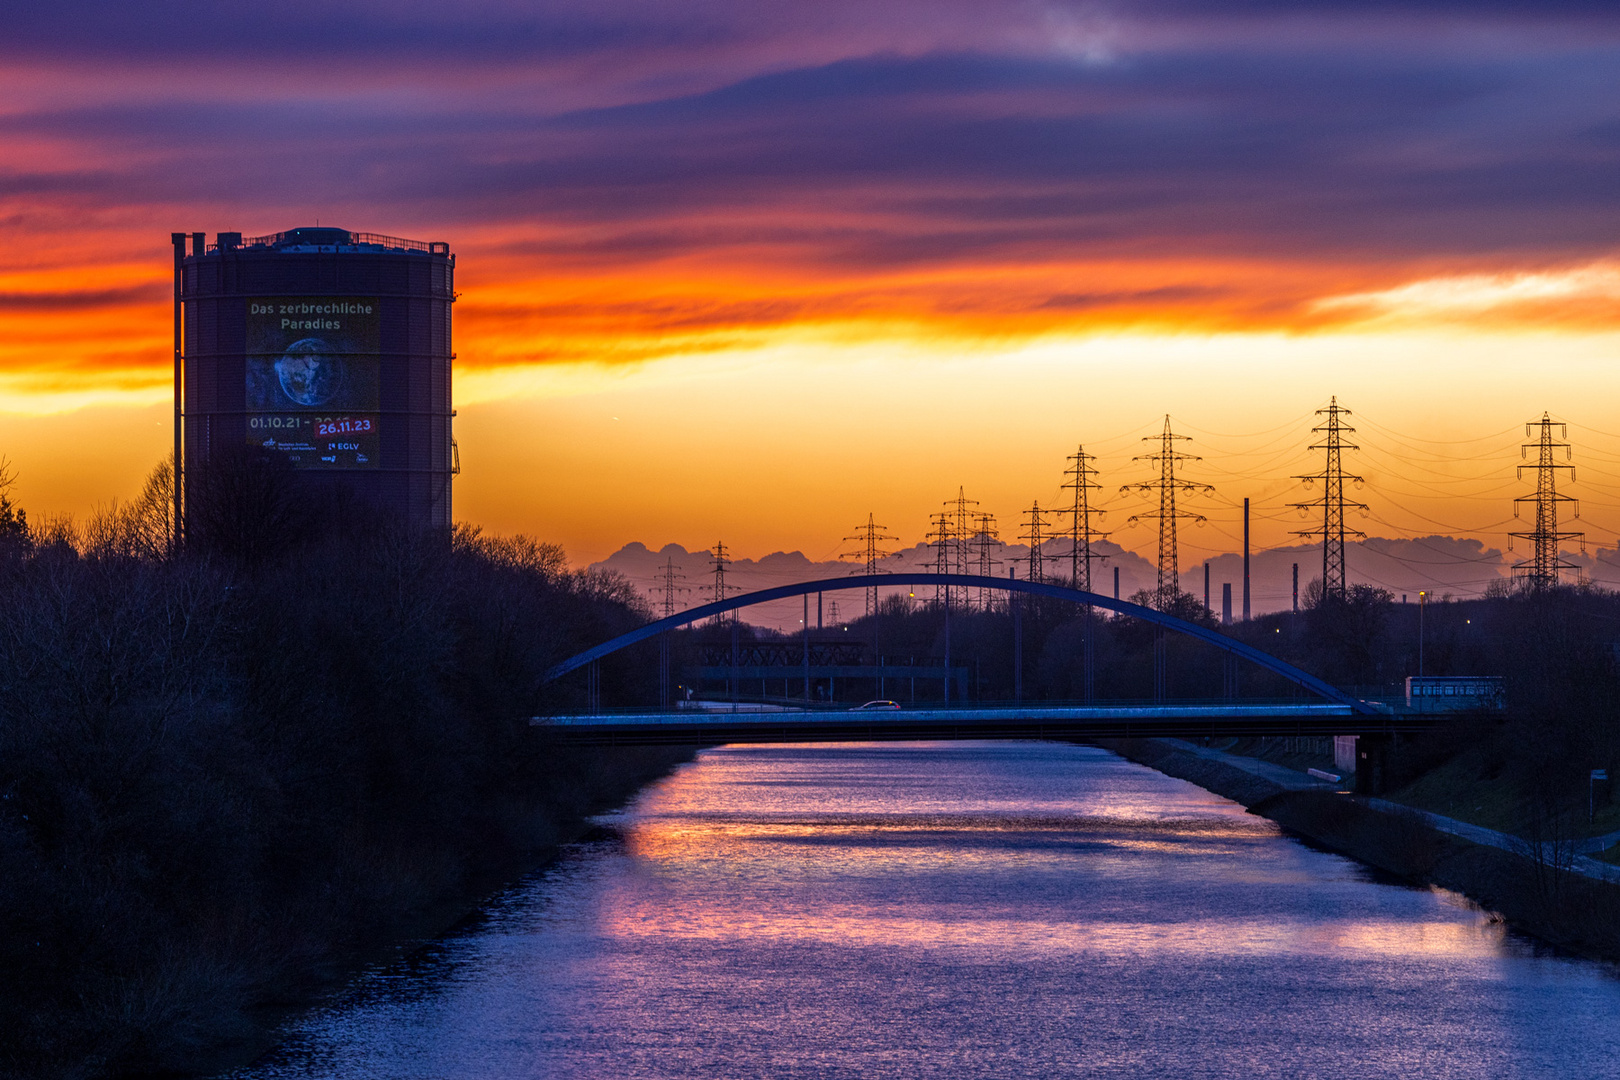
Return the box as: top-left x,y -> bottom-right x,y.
4,1 -> 1620,382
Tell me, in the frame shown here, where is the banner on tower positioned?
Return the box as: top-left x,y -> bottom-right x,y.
245,297 -> 381,469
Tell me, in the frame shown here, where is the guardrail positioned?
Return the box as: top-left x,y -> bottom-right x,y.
226,230 -> 447,254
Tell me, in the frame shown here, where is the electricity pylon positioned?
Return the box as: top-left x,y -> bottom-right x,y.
709,541 -> 733,623
1123,416 -> 1212,610
654,557 -> 688,618
1511,412 -> 1583,588
1061,444 -> 1109,705
840,513 -> 897,616
927,511 -> 954,605
1020,502 -> 1051,583
972,511 -> 1001,609
943,487 -> 980,608
1060,443 -> 1108,592
1292,397 -> 1367,602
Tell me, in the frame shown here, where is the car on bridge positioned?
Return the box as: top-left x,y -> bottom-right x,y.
851,700 -> 902,711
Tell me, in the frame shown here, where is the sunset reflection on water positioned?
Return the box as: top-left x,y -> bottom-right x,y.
600,744 -> 1506,961
231,742 -> 1620,1080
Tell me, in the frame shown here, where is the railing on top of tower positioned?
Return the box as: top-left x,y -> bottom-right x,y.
208,230 -> 450,255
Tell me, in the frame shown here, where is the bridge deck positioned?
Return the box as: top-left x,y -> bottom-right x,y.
533,703 -> 1424,746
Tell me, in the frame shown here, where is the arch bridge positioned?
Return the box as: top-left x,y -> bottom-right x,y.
535,574 -> 1418,746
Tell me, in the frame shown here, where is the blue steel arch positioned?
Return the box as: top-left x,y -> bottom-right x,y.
545,572 -> 1375,714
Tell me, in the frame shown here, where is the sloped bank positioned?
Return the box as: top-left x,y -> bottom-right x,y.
1102,738 -> 1620,964
195,742 -> 703,1079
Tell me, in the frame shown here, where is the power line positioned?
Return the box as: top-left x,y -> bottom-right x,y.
1370,491 -> 1514,534
1176,408 -> 1319,441
1355,414 -> 1524,445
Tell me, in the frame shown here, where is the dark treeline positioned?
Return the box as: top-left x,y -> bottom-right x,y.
0,451 -> 686,1079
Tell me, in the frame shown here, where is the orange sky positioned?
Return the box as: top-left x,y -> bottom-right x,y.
3,2 -> 1620,588
7,250 -> 1620,580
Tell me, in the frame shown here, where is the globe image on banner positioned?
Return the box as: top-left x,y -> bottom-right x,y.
275,338 -> 342,406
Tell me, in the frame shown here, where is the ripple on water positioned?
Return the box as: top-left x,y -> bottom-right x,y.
228,742 -> 1620,1080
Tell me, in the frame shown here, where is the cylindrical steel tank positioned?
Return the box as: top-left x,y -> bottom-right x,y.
174,227 -> 455,531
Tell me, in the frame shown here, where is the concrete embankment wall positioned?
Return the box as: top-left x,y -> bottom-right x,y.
1102,738 -> 1620,963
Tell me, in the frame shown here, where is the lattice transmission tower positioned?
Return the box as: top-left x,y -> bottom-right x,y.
944,487 -> 979,608
1511,412 -> 1583,588
927,511 -> 955,606
709,541 -> 733,622
972,512 -> 1001,608
1061,443 -> 1108,592
1292,397 -> 1367,603
840,513 -> 897,616
1123,416 -> 1212,610
1020,502 -> 1051,583
654,557 -> 688,618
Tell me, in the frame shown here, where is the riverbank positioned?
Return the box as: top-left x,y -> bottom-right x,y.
199,742 -> 701,1078
1104,738 -> 1620,964
0,510 -> 714,1080
217,739 -> 1620,1080
1,738 -> 699,1080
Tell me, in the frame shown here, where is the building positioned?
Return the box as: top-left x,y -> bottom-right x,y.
1404,676 -> 1505,712
172,227 -> 456,531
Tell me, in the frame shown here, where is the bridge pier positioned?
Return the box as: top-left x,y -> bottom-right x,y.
1354,734 -> 1393,795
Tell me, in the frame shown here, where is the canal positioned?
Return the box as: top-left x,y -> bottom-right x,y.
229,742 -> 1620,1079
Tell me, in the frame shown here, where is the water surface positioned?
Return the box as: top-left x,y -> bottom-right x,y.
231,743 -> 1620,1079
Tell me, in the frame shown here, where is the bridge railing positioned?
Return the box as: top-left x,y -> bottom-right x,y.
532,696 -> 1371,719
